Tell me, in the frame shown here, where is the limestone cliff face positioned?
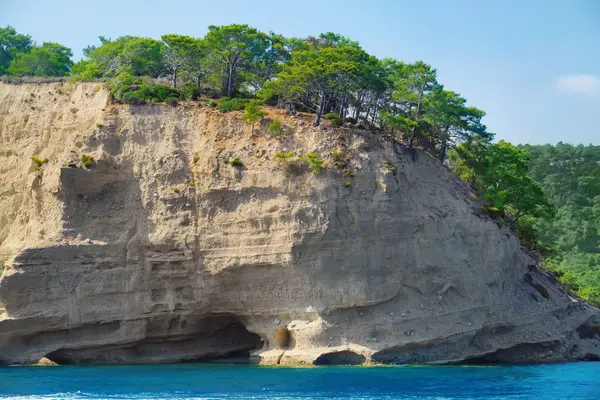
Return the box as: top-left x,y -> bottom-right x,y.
0,82 -> 598,365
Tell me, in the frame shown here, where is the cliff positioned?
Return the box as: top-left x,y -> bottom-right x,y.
0,81 -> 598,365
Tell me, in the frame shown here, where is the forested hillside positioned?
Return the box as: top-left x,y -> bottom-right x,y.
522,144 -> 600,303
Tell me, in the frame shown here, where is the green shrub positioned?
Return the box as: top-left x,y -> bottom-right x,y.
344,181 -> 352,187
120,91 -> 147,105
385,161 -> 397,175
274,151 -> 303,176
226,156 -> 243,168
164,96 -> 179,106
344,117 -> 357,124
243,100 -> 267,134
31,155 -> 49,171
193,154 -> 200,164
207,100 -> 218,108
218,97 -> 249,112
274,151 -> 296,162
268,117 -> 284,136
516,217 -> 540,250
330,150 -> 350,168
145,83 -> 180,102
96,123 -> 104,128
345,169 -> 354,178
478,203 -> 505,219
300,152 -> 323,175
180,85 -> 202,100
80,154 -> 95,168
108,73 -> 181,105
254,149 -> 268,159
323,113 -> 342,126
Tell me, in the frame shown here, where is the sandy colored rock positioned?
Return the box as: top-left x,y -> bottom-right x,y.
34,357 -> 58,366
0,82 -> 599,365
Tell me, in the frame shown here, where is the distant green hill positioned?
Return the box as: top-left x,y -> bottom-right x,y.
521,143 -> 600,303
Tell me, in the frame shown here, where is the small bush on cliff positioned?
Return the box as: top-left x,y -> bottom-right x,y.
108,73 -> 181,105
324,113 -> 343,126
226,156 -> 243,168
274,151 -> 296,163
330,150 -> 351,169
31,155 -> 49,171
384,161 -> 397,175
120,91 -> 147,105
164,96 -> 179,106
268,117 -> 284,136
274,151 -> 302,175
80,154 -> 95,168
274,151 -> 323,175
300,152 -> 323,175
218,97 -> 248,113
243,100 -> 267,135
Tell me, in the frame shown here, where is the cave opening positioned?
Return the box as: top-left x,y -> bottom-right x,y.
45,315 -> 263,365
314,350 -> 366,365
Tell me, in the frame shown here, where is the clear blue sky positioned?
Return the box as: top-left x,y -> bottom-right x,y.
2,0 -> 599,145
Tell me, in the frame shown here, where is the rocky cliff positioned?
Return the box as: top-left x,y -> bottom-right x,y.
0,81 -> 598,365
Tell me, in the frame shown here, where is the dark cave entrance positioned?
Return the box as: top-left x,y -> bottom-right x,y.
45,315 -> 264,365
314,350 -> 366,365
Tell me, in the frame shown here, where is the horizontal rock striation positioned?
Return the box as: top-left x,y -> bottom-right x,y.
0,82 -> 599,365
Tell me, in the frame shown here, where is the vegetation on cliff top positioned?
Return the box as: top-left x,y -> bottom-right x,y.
0,26 -> 72,77
1,24 -> 490,148
1,24 -> 597,301
450,139 -> 554,248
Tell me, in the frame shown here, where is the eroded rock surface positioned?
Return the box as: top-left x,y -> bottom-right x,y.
0,82 -> 599,365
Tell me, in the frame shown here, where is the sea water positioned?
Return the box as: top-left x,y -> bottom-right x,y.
0,363 -> 598,399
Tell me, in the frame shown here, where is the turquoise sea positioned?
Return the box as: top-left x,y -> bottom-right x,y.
0,363 -> 598,399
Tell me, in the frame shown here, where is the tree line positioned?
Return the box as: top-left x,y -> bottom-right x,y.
1,24 -> 492,157
0,26 -> 72,76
